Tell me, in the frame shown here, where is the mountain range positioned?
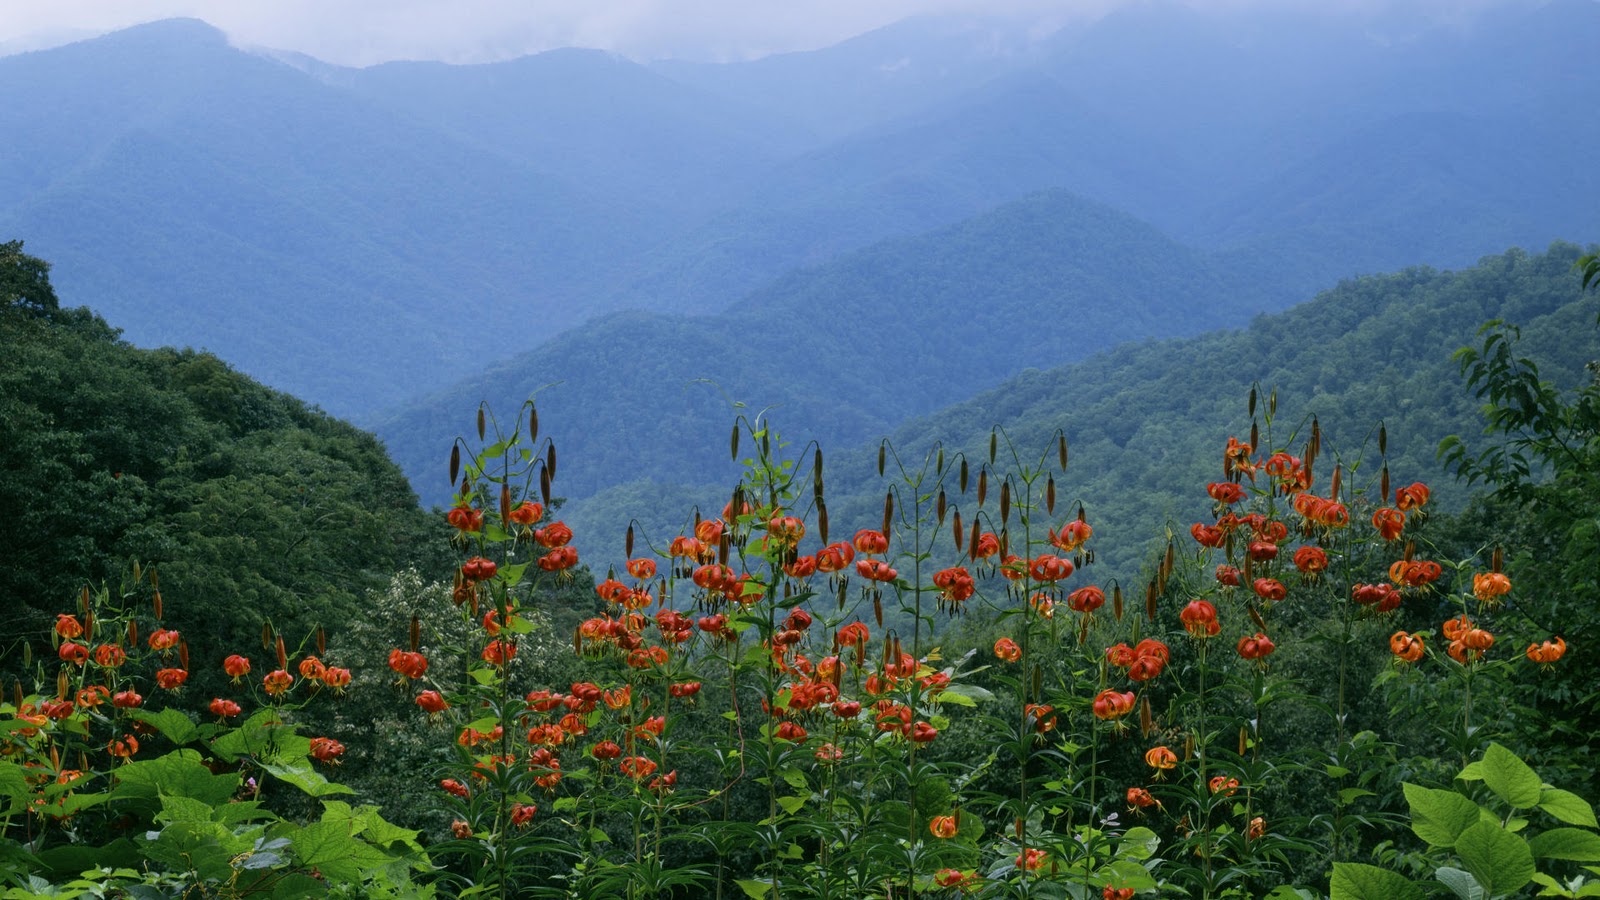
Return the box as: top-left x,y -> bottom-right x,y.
2,1 -> 1596,517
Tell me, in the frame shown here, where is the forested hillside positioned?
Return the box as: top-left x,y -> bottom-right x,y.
374,190 -> 1288,506
566,243 -> 1599,582
0,243 -> 444,692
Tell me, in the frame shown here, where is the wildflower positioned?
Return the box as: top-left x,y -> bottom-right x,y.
209,698 -> 241,718
619,757 -> 658,780
855,559 -> 898,582
993,637 -> 1022,662
1293,546 -> 1328,574
853,528 -> 888,554
935,869 -> 977,889
155,668 -> 188,689
1473,572 -> 1512,605
1190,523 -> 1225,548
55,614 -> 84,639
933,566 -> 976,604
416,690 -> 449,714
482,639 -> 516,666
1016,848 -> 1047,871
112,689 -> 142,709
930,814 -> 958,838
451,820 -> 472,839
321,667 -> 351,692
224,654 -> 251,681
1236,633 -> 1276,661
441,779 -> 469,798
510,804 -> 537,827
1353,583 -> 1401,612
537,546 -> 579,572
1028,554 -> 1074,582
533,522 -> 573,548
1127,787 -> 1159,810
1252,578 -> 1287,602
298,656 -> 327,681
1395,482 -> 1430,510
1067,585 -> 1105,613
462,556 -> 497,581
1372,508 -> 1405,542
626,558 -> 656,579
1527,637 -> 1567,667
57,642 -> 89,665
1215,565 -> 1241,586
1179,600 -> 1219,638
1052,519 -> 1093,552
93,645 -> 126,668
309,737 -> 345,763
447,506 -> 483,532
775,722 -> 808,742
1390,631 -> 1425,663
75,686 -> 108,708
263,669 -> 293,695
1209,775 -> 1239,796
1105,888 -> 1134,900
507,501 -> 543,526
1145,746 -> 1178,776
1248,816 -> 1266,840
1092,690 -> 1135,721
107,735 -> 139,760
388,649 -> 428,679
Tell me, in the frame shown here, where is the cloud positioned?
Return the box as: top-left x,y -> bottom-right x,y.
0,0 -> 1547,66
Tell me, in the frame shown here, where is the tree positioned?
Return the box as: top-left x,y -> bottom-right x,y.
0,239 -> 61,315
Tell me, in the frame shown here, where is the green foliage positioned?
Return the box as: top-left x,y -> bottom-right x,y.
0,240 -> 58,316
0,293 -> 444,698
1389,744 -> 1600,899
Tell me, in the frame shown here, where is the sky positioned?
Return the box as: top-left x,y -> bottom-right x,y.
0,0 -> 1545,65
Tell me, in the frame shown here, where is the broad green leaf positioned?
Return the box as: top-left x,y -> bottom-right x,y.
1340,787 -> 1377,804
736,879 -> 771,899
1096,859 -> 1157,888
1116,826 -> 1160,860
939,683 -> 996,704
0,764 -> 28,815
1480,743 -> 1543,809
936,691 -> 976,707
129,708 -> 199,745
1529,828 -> 1600,862
261,760 -> 355,798
1330,862 -> 1424,900
156,794 -> 218,824
1456,820 -> 1535,896
1435,867 -> 1486,900
112,750 -> 238,806
1405,783 -> 1483,848
1541,789 -> 1599,827
291,820 -> 398,883
34,839 -> 138,878
777,795 -> 807,814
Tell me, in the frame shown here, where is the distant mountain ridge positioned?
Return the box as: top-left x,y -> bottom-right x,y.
3,2 -> 1596,431
373,189 -> 1305,506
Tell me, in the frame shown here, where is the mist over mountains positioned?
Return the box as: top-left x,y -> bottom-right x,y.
2,0 -> 1596,516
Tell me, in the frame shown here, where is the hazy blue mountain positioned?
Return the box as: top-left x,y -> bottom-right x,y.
0,19 -> 655,414
606,0 -> 1599,315
323,48 -> 796,217
5,2 -> 1597,430
565,242 -> 1598,582
650,15 -> 1054,145
373,189 -> 1289,506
